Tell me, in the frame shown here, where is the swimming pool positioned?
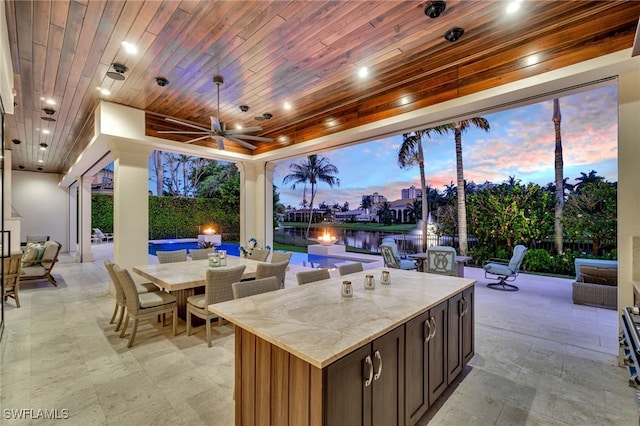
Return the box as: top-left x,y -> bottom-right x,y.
148,241 -> 375,269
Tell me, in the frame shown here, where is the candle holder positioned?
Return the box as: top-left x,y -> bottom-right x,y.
381,270 -> 391,285
208,253 -> 220,268
341,281 -> 353,298
364,274 -> 375,290
219,249 -> 227,266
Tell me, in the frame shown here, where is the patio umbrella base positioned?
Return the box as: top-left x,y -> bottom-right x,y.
487,281 -> 519,291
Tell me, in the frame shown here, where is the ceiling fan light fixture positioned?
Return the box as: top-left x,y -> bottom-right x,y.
12,139 -> 21,144
424,1 -> 446,18
106,63 -> 128,80
444,27 -> 464,42
39,143 -> 48,150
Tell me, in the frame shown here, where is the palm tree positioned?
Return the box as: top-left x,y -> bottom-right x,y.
447,117 -> 490,256
377,201 -> 393,225
360,195 -> 373,218
282,154 -> 340,239
406,198 -> 422,224
398,130 -> 433,250
553,98 -> 564,254
574,170 -> 604,193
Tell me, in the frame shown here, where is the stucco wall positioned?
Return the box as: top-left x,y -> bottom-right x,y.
12,171 -> 69,251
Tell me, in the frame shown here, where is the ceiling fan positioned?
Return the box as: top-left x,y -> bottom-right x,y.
157,75 -> 272,150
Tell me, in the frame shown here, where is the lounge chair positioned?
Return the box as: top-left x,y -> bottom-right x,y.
21,240 -> 61,287
483,245 -> 528,291
426,246 -> 457,276
380,241 -> 418,270
92,228 -> 113,243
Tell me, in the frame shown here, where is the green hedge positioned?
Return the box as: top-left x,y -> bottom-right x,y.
92,194 -> 239,240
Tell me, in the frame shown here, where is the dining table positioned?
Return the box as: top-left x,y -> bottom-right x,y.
132,256 -> 262,319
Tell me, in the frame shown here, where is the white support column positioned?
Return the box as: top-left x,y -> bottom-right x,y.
264,162 -> 276,248
77,176 -> 94,262
109,139 -> 153,273
618,68 -> 640,312
237,161 -> 270,248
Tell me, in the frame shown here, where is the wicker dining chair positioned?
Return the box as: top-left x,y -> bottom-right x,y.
296,269 -> 331,285
232,276 -> 279,299
270,251 -> 293,264
104,259 -> 160,331
186,265 -> 246,347
255,261 -> 290,289
156,249 -> 188,263
113,265 -> 177,348
189,247 -> 217,260
249,248 -> 271,262
338,262 -> 364,276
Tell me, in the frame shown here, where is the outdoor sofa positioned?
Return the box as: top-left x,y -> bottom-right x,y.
572,265 -> 617,310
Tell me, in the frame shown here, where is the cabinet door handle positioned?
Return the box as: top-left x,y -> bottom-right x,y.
459,298 -> 464,316
364,355 -> 374,387
424,319 -> 432,343
373,350 -> 382,381
429,317 -> 437,340
461,297 -> 467,316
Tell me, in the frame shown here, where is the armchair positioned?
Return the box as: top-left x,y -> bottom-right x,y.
483,245 -> 528,291
380,241 -> 418,270
426,246 -> 457,276
21,240 -> 61,287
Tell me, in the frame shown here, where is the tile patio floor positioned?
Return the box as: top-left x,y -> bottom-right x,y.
0,244 -> 636,425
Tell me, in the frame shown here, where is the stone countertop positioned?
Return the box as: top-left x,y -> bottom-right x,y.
208,268 -> 475,368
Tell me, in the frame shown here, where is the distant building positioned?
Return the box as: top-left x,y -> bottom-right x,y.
371,192 -> 387,204
91,167 -> 114,194
401,185 -> 422,200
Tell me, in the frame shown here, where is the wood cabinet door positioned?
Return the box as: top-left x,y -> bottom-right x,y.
324,344 -> 372,426
428,300 -> 448,404
447,291 -> 463,383
405,312 -> 430,425
462,287 -> 475,364
371,325 -> 405,426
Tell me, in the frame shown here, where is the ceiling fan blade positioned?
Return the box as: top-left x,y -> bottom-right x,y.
165,117 -> 208,131
231,134 -> 273,142
184,135 -> 211,144
157,131 -> 209,135
226,126 -> 263,134
214,136 -> 225,150
226,135 -> 257,150
211,116 -> 222,132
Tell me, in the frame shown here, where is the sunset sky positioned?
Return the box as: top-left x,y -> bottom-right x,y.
272,85 -> 618,210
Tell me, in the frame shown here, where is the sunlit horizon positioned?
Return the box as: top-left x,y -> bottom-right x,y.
273,85 -> 618,210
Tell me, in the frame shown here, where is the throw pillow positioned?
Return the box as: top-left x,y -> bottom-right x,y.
22,243 -> 45,267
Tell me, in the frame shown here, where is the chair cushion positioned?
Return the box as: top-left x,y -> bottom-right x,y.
187,294 -> 206,309
22,243 -> 45,266
136,282 -> 159,293
138,291 -> 176,308
483,263 -> 513,276
399,259 -> 418,270
578,266 -> 618,286
21,264 -> 47,277
41,241 -> 60,261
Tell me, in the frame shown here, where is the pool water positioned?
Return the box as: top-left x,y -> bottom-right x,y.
148,241 -> 373,269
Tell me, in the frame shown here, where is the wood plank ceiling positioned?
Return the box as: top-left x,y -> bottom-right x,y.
4,1 -> 639,173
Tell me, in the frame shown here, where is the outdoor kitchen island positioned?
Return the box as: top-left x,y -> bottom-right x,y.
208,268 -> 475,426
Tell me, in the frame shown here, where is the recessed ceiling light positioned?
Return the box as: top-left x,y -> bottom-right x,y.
38,159 -> 43,163
358,66 -> 369,78
97,87 -> 111,96
40,143 -> 48,150
37,167 -> 43,171
424,1 -> 446,18
18,165 -> 24,169
235,124 -> 243,130
278,136 -> 288,143
444,27 -> 464,42
45,99 -> 56,105
506,2 -> 520,13
283,102 -> 292,111
11,139 -> 21,144
121,41 -> 138,55
42,129 -> 50,135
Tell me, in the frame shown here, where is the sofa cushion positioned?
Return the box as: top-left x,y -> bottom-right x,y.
578,266 -> 617,286
22,243 -> 45,267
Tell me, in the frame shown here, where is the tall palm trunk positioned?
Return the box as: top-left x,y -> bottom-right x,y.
154,150 -> 163,196
306,183 -> 316,239
454,127 -> 468,256
418,144 -> 428,251
553,98 -> 564,254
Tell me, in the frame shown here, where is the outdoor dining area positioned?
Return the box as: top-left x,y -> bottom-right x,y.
1,239 -> 633,426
